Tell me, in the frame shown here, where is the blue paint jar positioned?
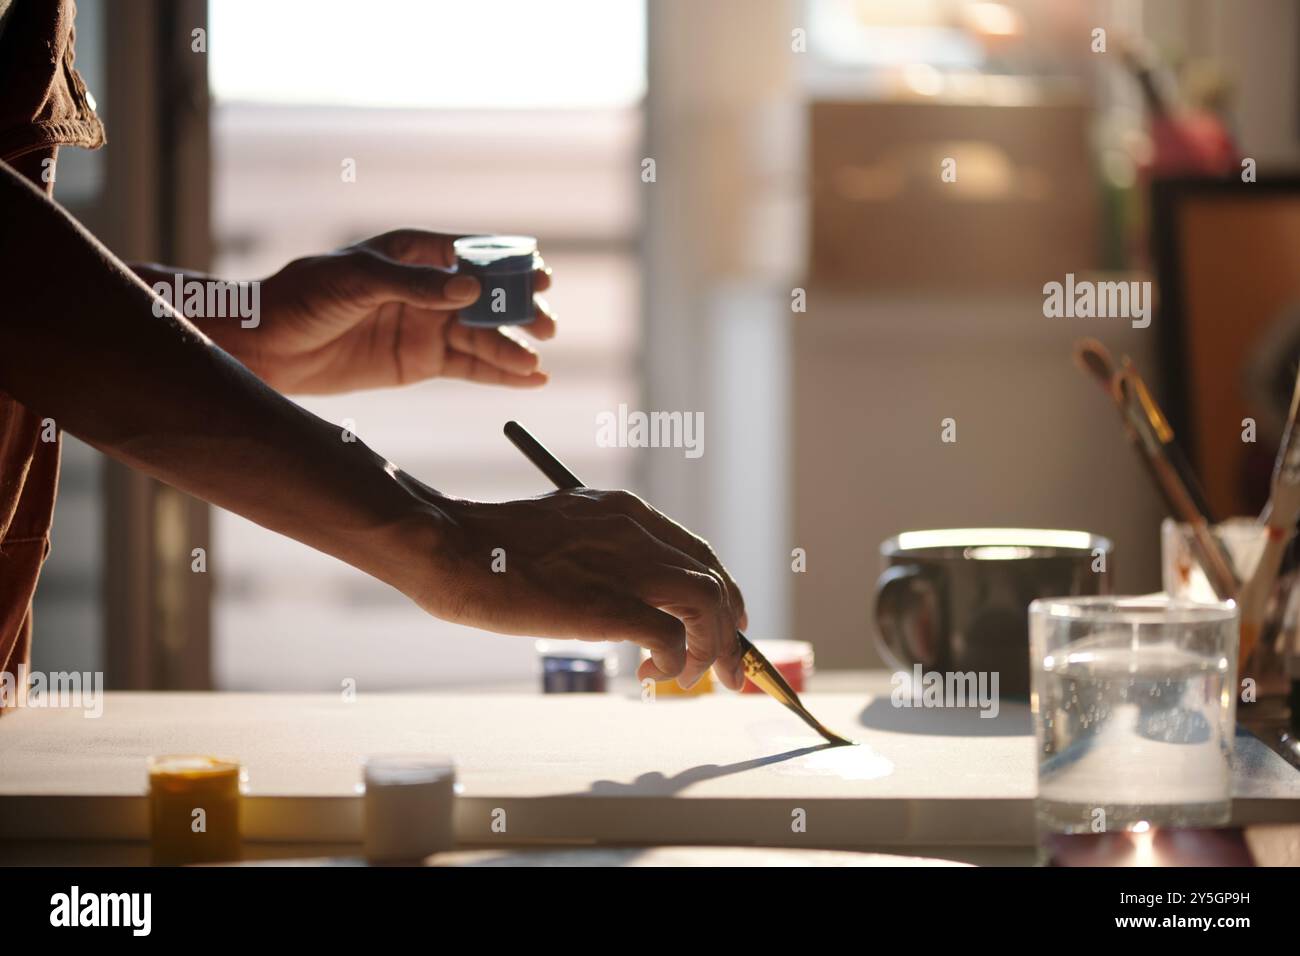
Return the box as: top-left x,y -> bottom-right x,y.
540,655 -> 608,694
453,235 -> 539,327
536,641 -> 613,694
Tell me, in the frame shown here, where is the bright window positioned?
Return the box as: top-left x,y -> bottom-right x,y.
208,0 -> 645,690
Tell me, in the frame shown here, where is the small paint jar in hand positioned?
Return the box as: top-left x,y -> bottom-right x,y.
453,235 -> 539,327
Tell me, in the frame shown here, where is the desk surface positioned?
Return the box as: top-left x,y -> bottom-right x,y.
2,675 -> 1297,849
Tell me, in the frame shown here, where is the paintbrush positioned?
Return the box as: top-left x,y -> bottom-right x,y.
1074,339 -> 1219,520
1121,358 -> 1220,523
1072,338 -> 1239,600
1237,369 -> 1300,671
503,420 -> 853,747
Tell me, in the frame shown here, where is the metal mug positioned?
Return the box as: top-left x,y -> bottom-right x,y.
874,528 -> 1113,698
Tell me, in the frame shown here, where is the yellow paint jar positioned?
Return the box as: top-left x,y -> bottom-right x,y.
653,668 -> 714,697
147,755 -> 244,865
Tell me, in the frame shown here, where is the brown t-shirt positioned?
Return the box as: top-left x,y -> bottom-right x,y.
0,0 -> 105,708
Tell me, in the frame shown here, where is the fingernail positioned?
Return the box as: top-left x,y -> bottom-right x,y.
640,661 -> 668,681
446,275 -> 480,300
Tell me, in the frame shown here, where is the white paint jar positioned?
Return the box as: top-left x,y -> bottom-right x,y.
362,755 -> 457,863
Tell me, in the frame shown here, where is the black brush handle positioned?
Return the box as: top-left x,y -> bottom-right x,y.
504,420 -> 583,490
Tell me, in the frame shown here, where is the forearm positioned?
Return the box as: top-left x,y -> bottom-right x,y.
129,261 -> 259,363
0,162 -> 443,594
131,262 -> 211,287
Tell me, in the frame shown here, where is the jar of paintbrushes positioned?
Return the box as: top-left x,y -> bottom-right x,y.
1162,517 -> 1299,702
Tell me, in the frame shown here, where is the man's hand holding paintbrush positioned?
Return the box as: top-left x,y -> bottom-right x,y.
501,421 -> 852,744
414,485 -> 751,691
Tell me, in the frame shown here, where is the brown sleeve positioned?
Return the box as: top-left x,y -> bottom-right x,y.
0,0 -> 105,164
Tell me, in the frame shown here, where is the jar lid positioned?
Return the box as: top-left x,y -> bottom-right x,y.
364,754 -> 456,787
148,754 -> 242,777
453,235 -> 537,265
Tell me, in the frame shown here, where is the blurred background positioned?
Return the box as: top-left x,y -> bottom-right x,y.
33,0 -> 1300,689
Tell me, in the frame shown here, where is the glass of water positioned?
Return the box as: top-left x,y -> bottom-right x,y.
1029,595 -> 1238,834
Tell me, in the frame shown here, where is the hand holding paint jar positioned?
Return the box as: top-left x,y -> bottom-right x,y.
453,235 -> 540,327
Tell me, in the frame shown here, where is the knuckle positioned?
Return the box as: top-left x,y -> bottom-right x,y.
384,231 -> 416,260
610,489 -> 643,513
345,247 -> 383,275
698,571 -> 725,601
607,513 -> 642,536
685,643 -> 715,666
